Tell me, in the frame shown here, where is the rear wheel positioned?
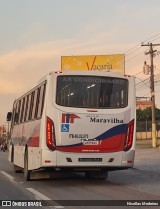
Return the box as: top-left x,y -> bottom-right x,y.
11,145 -> 14,163
85,170 -> 108,180
24,150 -> 31,181
14,165 -> 22,173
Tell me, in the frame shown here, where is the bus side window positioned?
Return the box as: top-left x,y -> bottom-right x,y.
20,97 -> 25,123
37,84 -> 46,118
19,99 -> 23,123
41,83 -> 46,117
34,87 -> 40,119
28,91 -> 35,121
11,101 -> 17,127
22,96 -> 28,122
31,89 -> 38,120
26,94 -> 32,121
14,100 -> 21,124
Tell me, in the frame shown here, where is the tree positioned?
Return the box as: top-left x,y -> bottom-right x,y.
136,107 -> 160,121
155,108 -> 160,120
143,107 -> 152,121
136,109 -> 143,121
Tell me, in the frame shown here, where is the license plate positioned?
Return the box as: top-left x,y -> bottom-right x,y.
78,158 -> 102,162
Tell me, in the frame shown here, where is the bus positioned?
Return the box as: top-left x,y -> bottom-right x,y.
7,70 -> 136,181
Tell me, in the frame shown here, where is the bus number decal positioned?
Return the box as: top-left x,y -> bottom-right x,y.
61,113 -> 80,123
61,113 -> 80,132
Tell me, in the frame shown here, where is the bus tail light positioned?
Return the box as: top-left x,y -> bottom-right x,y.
46,117 -> 56,150
124,120 -> 134,151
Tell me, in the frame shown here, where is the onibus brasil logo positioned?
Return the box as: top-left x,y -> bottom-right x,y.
61,113 -> 80,132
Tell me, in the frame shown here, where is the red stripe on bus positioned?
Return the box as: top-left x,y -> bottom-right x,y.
57,134 -> 126,153
27,136 -> 39,147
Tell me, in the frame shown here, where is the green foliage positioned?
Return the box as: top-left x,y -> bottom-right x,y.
155,108 -> 160,120
136,109 -> 143,121
136,107 -> 160,121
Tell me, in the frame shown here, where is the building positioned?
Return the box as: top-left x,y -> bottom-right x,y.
136,97 -> 152,110
0,126 -> 6,144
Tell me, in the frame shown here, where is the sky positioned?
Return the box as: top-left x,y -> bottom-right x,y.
1,0 -> 160,125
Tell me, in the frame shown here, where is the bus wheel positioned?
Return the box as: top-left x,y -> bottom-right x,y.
85,170 -> 108,180
11,145 -> 14,163
14,165 -> 22,173
24,150 -> 31,181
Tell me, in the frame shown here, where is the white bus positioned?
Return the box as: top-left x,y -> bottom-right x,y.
7,70 -> 136,181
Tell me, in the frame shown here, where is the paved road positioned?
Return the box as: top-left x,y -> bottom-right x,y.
0,152 -> 49,209
109,148 -> 160,196
0,148 -> 160,209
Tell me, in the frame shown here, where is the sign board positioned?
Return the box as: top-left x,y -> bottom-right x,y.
61,54 -> 125,74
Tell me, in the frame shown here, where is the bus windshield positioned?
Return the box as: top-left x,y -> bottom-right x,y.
56,76 -> 128,109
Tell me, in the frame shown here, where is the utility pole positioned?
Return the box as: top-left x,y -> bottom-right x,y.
141,43 -> 160,148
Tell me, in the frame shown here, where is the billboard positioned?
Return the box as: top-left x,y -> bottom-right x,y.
61,54 -> 125,74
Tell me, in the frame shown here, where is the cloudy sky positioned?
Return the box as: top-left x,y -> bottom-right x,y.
1,0 -> 160,124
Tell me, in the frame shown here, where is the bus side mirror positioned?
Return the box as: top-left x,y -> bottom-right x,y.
7,112 -> 12,121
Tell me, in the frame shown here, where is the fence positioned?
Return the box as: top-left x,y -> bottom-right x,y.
136,120 -> 160,140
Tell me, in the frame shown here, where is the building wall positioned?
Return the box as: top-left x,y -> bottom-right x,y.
136,101 -> 152,110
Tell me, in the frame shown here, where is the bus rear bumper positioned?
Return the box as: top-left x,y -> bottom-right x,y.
56,150 -> 134,169
41,149 -> 135,170
122,150 -> 135,167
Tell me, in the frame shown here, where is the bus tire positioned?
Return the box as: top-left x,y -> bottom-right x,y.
11,145 -> 14,163
14,165 -> 23,173
24,150 -> 31,181
85,170 -> 108,180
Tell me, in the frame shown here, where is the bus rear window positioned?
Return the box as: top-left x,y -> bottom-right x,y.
56,76 -> 128,109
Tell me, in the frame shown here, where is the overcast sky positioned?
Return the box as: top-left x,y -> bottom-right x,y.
1,0 -> 160,124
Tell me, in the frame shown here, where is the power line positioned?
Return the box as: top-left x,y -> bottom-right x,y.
125,51 -> 144,63
151,36 -> 160,43
135,75 -> 160,92
135,77 -> 150,87
104,33 -> 160,69
125,32 -> 160,54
